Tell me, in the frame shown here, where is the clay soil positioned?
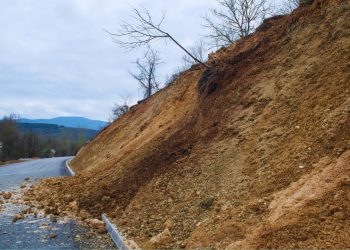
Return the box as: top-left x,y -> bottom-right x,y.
25,0 -> 350,248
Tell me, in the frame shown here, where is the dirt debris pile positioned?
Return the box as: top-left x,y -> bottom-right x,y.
26,0 -> 350,248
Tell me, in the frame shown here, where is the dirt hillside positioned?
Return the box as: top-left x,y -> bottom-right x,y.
27,0 -> 350,248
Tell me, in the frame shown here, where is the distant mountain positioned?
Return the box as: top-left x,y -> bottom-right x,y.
18,123 -> 98,140
19,117 -> 107,130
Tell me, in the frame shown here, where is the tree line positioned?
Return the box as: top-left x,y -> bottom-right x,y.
0,115 -> 87,162
109,0 -> 311,121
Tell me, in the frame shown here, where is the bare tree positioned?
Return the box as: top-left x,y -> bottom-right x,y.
182,40 -> 208,68
163,41 -> 208,87
105,6 -> 208,68
111,103 -> 130,121
204,0 -> 271,48
111,93 -> 132,121
130,48 -> 162,99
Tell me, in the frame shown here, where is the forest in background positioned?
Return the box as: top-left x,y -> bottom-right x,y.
0,115 -> 96,162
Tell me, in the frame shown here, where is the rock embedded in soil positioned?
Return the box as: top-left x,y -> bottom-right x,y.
69,201 -> 79,211
49,234 -> 57,239
86,219 -> 106,234
125,239 -> 140,249
13,214 -> 23,223
50,216 -> 58,223
51,208 -> 60,216
334,211 -> 346,220
164,218 -> 174,229
79,209 -> 90,220
3,192 -> 12,199
65,194 -> 74,202
44,207 -> 52,215
200,197 -> 215,210
102,196 -> 111,202
145,228 -> 172,249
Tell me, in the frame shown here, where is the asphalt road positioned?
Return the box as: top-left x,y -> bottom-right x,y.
0,157 -> 115,249
0,157 -> 72,186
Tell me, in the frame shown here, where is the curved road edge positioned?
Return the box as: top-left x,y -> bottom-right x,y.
65,159 -> 76,176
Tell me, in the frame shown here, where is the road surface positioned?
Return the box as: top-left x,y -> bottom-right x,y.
0,157 -> 71,188
0,157 -> 115,249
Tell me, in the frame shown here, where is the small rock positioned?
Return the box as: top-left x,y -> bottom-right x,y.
79,209 -> 89,220
20,184 -> 26,189
44,208 -> 52,215
96,227 -> 107,234
146,228 -> 171,248
50,216 -> 58,223
49,234 -> 57,239
24,177 -> 30,181
329,205 -> 340,212
3,192 -> 12,199
87,219 -> 106,234
164,219 -> 174,229
51,208 -> 60,216
65,194 -> 74,202
125,239 -> 140,249
69,201 -> 78,211
22,208 -> 31,214
200,197 -> 215,210
299,165 -> 305,169
334,211 -> 346,220
340,177 -> 350,187
101,196 -> 111,202
13,214 -> 23,223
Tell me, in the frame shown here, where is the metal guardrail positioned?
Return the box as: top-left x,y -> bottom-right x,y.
102,214 -> 129,250
65,158 -> 129,249
65,159 -> 75,176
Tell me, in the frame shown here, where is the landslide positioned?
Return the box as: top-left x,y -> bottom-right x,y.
27,0 -> 350,248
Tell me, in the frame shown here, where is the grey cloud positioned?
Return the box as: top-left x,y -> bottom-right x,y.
0,0 -> 236,120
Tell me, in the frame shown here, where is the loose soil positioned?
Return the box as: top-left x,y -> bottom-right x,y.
25,0 -> 350,248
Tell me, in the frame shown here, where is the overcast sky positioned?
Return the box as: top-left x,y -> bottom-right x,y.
0,0 -> 283,121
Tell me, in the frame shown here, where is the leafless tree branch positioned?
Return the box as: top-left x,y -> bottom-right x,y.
111,93 -> 131,121
183,40 -> 208,67
204,0 -> 272,48
130,47 -> 162,99
105,6 -> 208,68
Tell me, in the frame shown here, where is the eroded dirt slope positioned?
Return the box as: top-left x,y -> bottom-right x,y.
27,0 -> 350,248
